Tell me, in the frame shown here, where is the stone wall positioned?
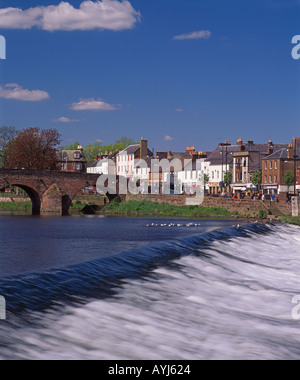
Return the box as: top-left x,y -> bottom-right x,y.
125,193 -> 293,218
0,196 -> 30,203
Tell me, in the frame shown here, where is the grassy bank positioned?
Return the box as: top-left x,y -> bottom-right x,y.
0,201 -> 32,211
280,216 -> 300,226
103,200 -> 238,219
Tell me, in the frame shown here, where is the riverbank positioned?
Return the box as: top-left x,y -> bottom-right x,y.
280,216 -> 300,226
0,198 -> 295,222
102,200 -> 239,219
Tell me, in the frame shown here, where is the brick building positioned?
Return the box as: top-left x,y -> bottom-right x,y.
262,138 -> 300,195
57,145 -> 87,173
232,139 -> 288,194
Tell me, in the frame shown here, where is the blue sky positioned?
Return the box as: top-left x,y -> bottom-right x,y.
0,0 -> 299,152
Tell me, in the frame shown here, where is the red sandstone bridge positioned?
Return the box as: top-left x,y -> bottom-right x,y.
0,169 -> 109,215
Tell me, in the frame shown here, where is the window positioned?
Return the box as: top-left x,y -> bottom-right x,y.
74,152 -> 81,159
212,171 -> 214,179
75,164 -> 82,171
265,176 -> 267,183
274,175 -> 278,183
270,161 -> 273,170
275,161 -> 278,170
265,162 -> 267,170
269,175 -> 272,183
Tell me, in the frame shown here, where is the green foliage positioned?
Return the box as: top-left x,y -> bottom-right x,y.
0,201 -> 31,211
61,141 -> 81,151
204,174 -> 210,185
251,170 -> 262,187
258,210 -> 268,219
224,171 -> 233,187
284,170 -> 294,188
62,137 -> 138,163
0,126 -> 19,168
103,200 -> 235,218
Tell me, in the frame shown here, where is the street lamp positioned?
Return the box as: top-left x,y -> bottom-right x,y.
294,145 -> 298,196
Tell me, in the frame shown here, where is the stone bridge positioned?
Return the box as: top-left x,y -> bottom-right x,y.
0,169 -> 116,215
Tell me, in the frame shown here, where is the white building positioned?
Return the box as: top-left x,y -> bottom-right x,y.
87,151 -> 118,175
204,142 -> 239,194
117,139 -> 153,179
177,159 -> 205,194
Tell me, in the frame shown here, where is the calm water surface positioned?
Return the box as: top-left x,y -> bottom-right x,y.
0,214 -> 299,360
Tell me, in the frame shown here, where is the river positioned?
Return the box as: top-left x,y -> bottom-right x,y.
0,215 -> 299,360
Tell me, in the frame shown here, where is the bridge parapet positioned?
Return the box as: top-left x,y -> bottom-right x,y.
0,169 -> 101,215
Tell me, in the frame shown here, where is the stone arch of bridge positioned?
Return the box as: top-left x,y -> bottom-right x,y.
1,184 -> 41,215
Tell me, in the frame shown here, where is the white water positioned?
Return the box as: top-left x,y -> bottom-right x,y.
1,223 -> 300,360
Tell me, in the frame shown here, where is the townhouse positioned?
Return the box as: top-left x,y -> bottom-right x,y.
231,140 -> 288,194
262,138 -> 300,195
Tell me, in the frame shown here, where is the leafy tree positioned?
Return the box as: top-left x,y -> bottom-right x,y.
61,137 -> 138,163
251,170 -> 262,187
114,137 -> 137,151
204,174 -> 210,186
224,171 -> 233,187
0,126 -> 19,167
5,127 -> 61,170
284,170 -> 295,192
61,141 -> 81,151
84,142 -> 104,163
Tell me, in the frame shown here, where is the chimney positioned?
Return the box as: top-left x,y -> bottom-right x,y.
268,140 -> 274,155
140,138 -> 148,159
237,138 -> 243,146
167,151 -> 172,159
288,144 -> 294,159
247,140 -> 254,145
77,145 -> 83,151
224,140 -> 231,146
186,146 -> 195,154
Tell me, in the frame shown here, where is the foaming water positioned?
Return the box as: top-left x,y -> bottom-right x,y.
1,222 -> 300,360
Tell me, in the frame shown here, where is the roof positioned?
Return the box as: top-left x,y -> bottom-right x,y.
155,152 -> 193,160
263,148 -> 289,160
120,144 -> 140,155
205,145 -> 240,165
119,144 -> 153,157
57,150 -> 87,163
87,150 -> 119,168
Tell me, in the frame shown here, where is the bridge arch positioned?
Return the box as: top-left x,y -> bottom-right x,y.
0,184 -> 41,215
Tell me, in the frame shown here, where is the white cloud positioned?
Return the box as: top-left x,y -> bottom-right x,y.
173,30 -> 211,41
0,83 -> 50,101
0,0 -> 141,32
164,135 -> 174,141
70,98 -> 117,111
176,108 -> 183,112
53,117 -> 80,123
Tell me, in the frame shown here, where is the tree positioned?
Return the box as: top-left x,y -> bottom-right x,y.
61,141 -> 81,151
0,126 -> 19,167
204,174 -> 210,186
284,170 -> 294,193
5,127 -> 61,170
251,170 -> 262,187
224,171 -> 233,187
62,137 -> 138,163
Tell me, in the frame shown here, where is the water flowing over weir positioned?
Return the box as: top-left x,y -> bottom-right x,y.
1,222 -> 300,360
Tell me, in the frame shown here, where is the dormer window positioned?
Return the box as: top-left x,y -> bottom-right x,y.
74,152 -> 81,159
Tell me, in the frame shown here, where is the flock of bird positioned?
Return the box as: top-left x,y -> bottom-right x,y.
146,222 -> 202,228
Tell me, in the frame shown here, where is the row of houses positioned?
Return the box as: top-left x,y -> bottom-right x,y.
58,137 -> 300,196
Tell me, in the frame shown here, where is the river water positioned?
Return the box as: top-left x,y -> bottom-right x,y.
0,215 -> 299,360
